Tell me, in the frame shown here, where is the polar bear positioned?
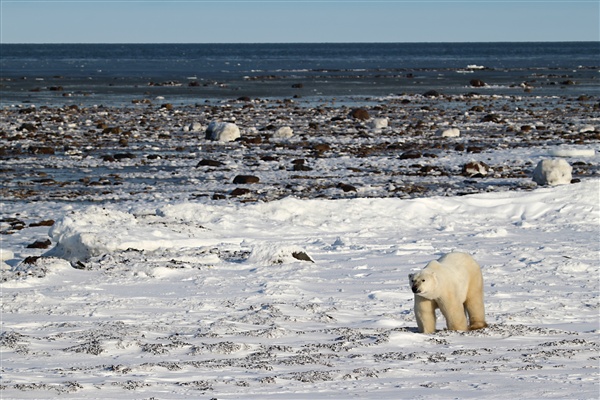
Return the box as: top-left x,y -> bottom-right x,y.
408,252 -> 487,334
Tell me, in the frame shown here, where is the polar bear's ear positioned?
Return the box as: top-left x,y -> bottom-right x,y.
408,273 -> 414,280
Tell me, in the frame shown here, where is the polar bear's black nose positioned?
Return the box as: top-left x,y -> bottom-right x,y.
411,285 -> 419,293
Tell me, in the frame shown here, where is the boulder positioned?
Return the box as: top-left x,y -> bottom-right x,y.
338,183 -> 357,192
532,159 -> 572,186
233,175 -> 260,184
481,114 -> 502,123
186,122 -> 203,132
462,161 -> 490,177
205,121 -> 241,142
368,118 -> 389,130
273,126 -> 294,139
400,150 -> 422,160
197,159 -> 224,168
436,127 -> 460,138
470,79 -> 486,87
349,108 -> 370,120
423,90 -> 441,97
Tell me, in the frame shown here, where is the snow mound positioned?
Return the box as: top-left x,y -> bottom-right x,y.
45,206 -> 221,263
41,181 -> 598,269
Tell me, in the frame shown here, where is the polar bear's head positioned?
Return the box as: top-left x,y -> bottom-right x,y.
409,269 -> 438,299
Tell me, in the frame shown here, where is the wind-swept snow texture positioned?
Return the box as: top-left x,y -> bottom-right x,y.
2,180 -> 599,399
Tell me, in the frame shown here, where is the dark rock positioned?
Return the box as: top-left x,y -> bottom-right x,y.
520,125 -> 533,133
466,146 -> 484,153
423,90 -> 441,97
481,114 -> 502,123
349,108 -> 370,120
233,175 -> 260,184
293,160 -> 312,172
27,239 -> 51,249
23,256 -> 41,265
241,136 -> 262,145
101,155 -> 116,162
17,123 -> 37,132
291,83 -> 304,89
292,251 -> 314,263
561,80 -> 575,85
419,165 -> 443,175
29,146 -> 54,155
400,150 -> 422,159
102,126 -> 121,134
237,96 -> 251,102
113,153 -> 136,161
312,143 -> 331,153
338,183 -> 357,192
29,220 -> 55,227
197,159 -> 224,168
230,188 -> 251,197
259,124 -> 276,131
462,161 -> 490,177
470,79 -> 486,87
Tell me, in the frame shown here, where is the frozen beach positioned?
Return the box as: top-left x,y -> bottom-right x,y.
1,89 -> 599,398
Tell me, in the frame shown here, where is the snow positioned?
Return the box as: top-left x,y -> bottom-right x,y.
549,147 -> 596,158
1,179 -> 599,399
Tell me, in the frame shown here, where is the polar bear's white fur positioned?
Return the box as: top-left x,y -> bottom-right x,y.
409,252 -> 487,334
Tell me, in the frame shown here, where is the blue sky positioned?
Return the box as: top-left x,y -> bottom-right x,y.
1,1 -> 598,43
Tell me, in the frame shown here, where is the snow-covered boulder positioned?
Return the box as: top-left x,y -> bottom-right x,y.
205,121 -> 241,142
579,125 -> 596,133
273,126 -> 294,139
369,118 -> 389,130
436,127 -> 460,138
532,159 -> 572,186
247,243 -> 314,265
185,122 -> 203,132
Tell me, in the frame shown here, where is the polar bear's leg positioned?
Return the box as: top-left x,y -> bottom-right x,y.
438,299 -> 468,331
465,295 -> 488,330
414,296 -> 437,334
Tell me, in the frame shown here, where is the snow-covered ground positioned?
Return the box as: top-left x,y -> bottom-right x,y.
1,178 -> 598,399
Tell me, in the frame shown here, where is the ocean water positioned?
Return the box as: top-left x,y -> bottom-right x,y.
1,42 -> 598,106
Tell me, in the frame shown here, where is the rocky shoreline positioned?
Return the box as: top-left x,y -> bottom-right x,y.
1,93 -> 598,204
